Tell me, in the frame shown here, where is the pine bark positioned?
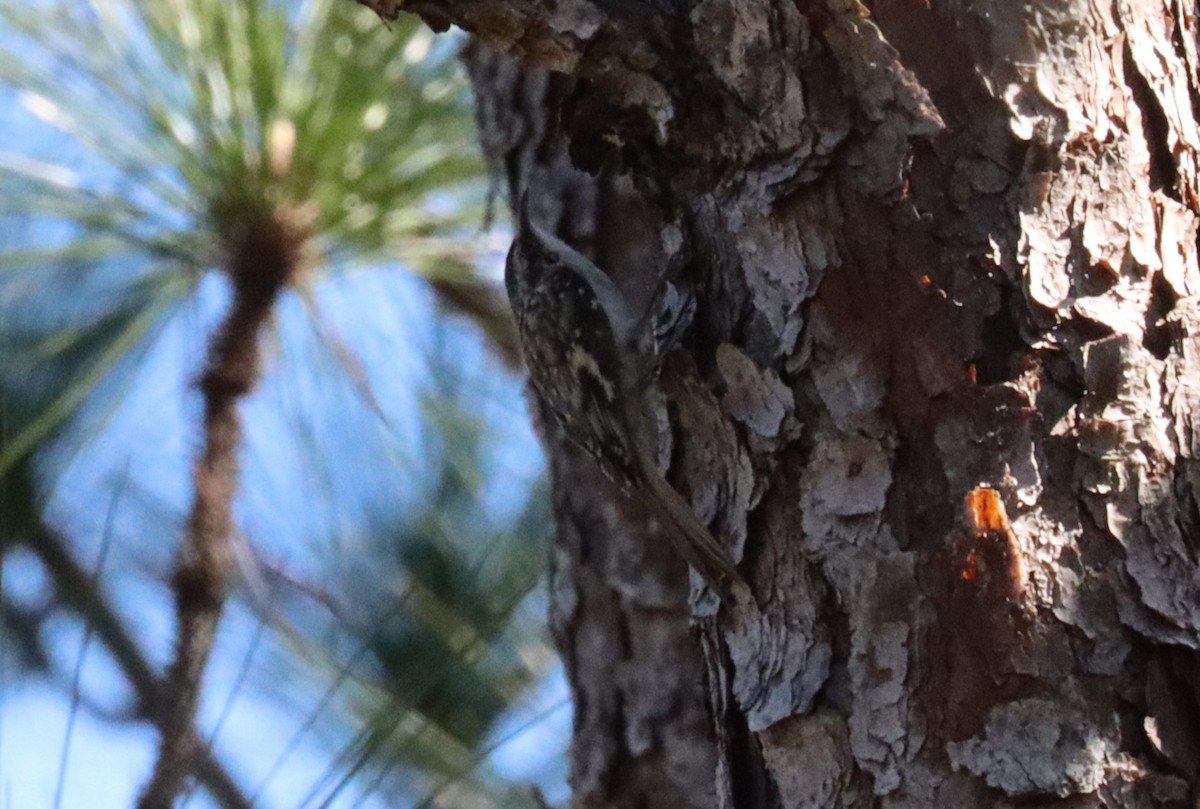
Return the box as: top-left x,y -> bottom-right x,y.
411,2 -> 1200,807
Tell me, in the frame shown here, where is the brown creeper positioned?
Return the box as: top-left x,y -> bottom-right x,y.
505,205 -> 743,595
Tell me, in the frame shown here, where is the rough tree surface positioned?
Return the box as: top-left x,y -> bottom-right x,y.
378,1 -> 1200,807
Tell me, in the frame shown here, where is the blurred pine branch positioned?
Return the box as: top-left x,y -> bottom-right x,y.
0,0 -> 557,806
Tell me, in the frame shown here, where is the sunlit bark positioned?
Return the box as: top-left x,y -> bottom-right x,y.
388,2 -> 1200,806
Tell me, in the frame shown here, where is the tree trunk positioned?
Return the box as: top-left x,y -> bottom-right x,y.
389,1 -> 1200,806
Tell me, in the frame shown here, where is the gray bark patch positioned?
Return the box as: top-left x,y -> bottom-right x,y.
717,343 -> 794,440
946,697 -> 1109,797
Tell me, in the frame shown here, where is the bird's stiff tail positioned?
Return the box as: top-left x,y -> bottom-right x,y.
638,461 -> 746,598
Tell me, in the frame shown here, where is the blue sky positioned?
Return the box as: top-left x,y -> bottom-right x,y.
2,257 -> 571,807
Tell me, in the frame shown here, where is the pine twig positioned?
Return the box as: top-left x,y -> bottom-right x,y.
53,462 -> 127,809
139,208 -> 304,809
27,527 -> 252,809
